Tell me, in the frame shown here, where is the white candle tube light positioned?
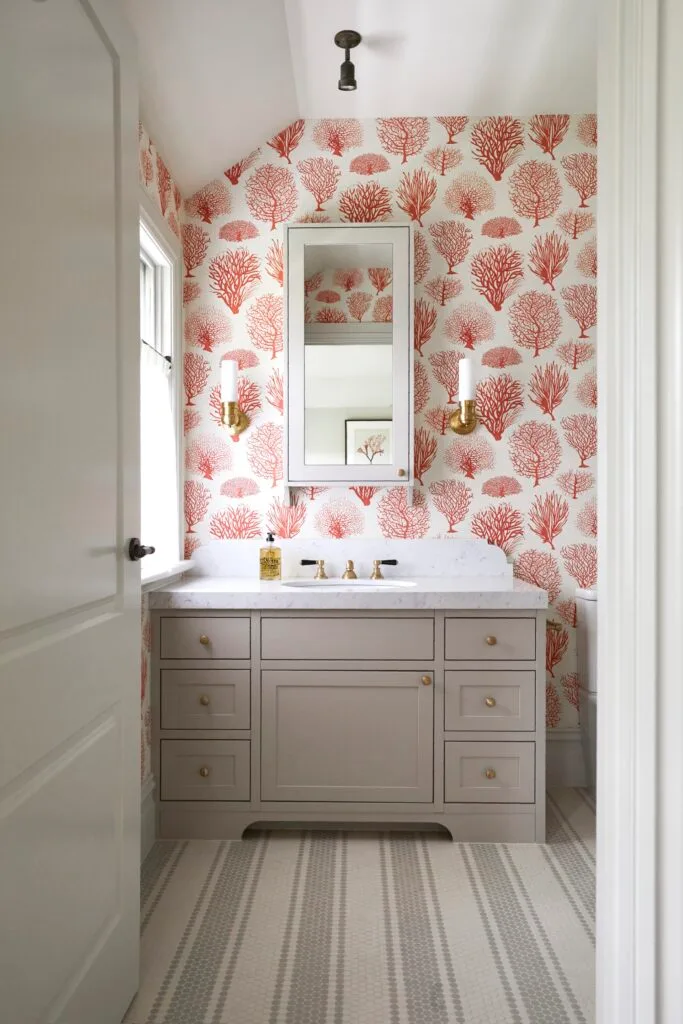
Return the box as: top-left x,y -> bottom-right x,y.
458,357 -> 474,402
221,359 -> 238,403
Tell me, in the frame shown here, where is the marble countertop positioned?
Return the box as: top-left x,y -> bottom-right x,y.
148,576 -> 548,611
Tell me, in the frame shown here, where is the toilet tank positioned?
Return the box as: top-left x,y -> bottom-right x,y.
576,588 -> 598,693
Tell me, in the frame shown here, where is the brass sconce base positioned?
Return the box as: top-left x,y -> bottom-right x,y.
221,401 -> 250,437
449,399 -> 477,435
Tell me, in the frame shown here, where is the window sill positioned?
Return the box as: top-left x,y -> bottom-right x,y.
141,560 -> 193,592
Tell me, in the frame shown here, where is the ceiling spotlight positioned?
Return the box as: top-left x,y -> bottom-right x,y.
334,30 -> 361,92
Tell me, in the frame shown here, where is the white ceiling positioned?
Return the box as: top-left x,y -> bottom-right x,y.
124,0 -> 597,196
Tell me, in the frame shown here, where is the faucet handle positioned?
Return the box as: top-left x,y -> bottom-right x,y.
315,559 -> 328,580
370,560 -> 384,580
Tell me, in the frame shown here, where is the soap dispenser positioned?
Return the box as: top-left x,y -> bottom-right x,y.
259,532 -> 281,581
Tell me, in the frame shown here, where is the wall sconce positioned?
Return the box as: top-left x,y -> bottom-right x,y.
220,360 -> 249,438
334,30 -> 361,91
449,357 -> 478,434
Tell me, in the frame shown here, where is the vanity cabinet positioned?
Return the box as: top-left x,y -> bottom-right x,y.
151,609 -> 546,842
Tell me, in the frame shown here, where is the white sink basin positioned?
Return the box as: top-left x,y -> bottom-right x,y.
281,578 -> 416,589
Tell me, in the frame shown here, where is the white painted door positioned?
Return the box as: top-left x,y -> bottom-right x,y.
0,3 -> 141,1022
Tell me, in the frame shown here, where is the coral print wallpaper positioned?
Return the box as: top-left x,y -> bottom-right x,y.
181,114 -> 597,733
138,123 -> 182,784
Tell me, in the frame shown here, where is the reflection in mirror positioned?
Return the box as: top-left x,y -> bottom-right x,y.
304,243 -> 393,466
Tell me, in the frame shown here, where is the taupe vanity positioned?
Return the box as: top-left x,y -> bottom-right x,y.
150,572 -> 547,843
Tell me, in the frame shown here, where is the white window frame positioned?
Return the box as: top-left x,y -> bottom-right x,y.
138,189 -> 186,587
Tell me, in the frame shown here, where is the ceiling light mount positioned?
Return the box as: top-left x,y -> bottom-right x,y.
334,30 -> 361,92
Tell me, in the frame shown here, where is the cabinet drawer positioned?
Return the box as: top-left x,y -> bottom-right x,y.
261,616 -> 434,661
261,670 -> 433,802
161,670 -> 250,730
445,617 -> 535,661
160,616 -> 250,660
445,671 -> 536,731
161,740 -> 250,801
444,742 -> 535,803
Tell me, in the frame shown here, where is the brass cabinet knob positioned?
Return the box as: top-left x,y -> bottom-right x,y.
397,468 -> 406,477
199,694 -> 210,706
485,635 -> 497,646
199,634 -> 210,646
421,674 -> 432,686
484,696 -> 497,708
199,766 -> 210,778
484,768 -> 497,780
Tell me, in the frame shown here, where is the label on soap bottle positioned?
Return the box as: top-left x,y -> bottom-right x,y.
260,546 -> 281,581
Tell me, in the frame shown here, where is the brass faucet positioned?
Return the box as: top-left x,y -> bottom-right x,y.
342,560 -> 358,580
370,560 -> 384,580
314,560 -> 328,580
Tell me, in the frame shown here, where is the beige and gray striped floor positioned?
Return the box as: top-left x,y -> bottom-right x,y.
125,789 -> 595,1024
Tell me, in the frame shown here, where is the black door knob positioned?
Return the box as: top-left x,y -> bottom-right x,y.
128,538 -> 156,561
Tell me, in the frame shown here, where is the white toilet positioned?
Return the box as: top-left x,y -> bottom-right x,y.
576,588 -> 597,794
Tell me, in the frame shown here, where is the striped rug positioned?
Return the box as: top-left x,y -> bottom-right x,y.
125,788 -> 595,1024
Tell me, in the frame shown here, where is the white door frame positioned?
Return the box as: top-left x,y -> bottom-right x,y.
597,0 -> 683,1019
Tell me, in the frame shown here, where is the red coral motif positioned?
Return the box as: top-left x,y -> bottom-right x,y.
184,480 -> 211,533
349,153 -> 391,175
181,223 -> 210,278
368,267 -> 392,293
184,180 -> 231,223
266,369 -> 284,414
471,245 -> 524,311
509,161 -> 562,226
297,156 -> 341,211
435,116 -> 469,144
222,349 -> 259,370
482,347 -> 522,368
561,284 -> 597,338
304,271 -> 324,296
471,116 -> 525,180
562,413 -> 597,467
561,543 -> 598,588
528,362 -> 569,418
377,488 -> 431,538
267,119 -> 305,163
445,303 -> 495,349
220,478 -> 260,498
350,486 -> 379,507
314,499 -> 364,538
338,181 -> 392,222
315,290 -> 342,303
266,240 -> 284,286
184,307 -> 231,352
218,220 -> 260,243
413,427 -> 438,484
209,506 -> 262,540
377,117 -> 430,163
185,435 -> 232,480
246,164 -> 298,230
413,299 -> 438,357
209,249 -> 261,313
529,232 -> 569,290
312,119 -> 363,156
414,361 -> 431,415
247,422 -> 283,487
424,406 -> 452,435
373,296 -> 392,322
413,232 -> 431,283
476,374 -> 525,440
562,673 -> 581,711
267,496 -> 306,539
481,217 -> 523,238
224,149 -> 259,185
183,281 -> 201,305
445,173 -> 495,219
396,168 -> 437,226
557,341 -> 595,370
246,294 -> 283,359
471,503 -> 525,554
184,409 -> 201,434
557,470 -> 595,499
347,292 -> 373,321
546,683 -> 561,728
428,351 -> 460,401
429,480 -> 473,533
424,146 -> 463,175
577,115 -> 598,148
429,220 -> 473,274
556,210 -> 595,239
514,549 -> 562,602
576,370 -> 598,409
528,114 -> 570,159
482,476 -> 523,498
445,435 -> 495,479
333,268 -> 363,292
556,599 -> 578,628
546,626 -> 570,677
425,276 -> 463,306
577,498 -> 598,538
316,307 -> 347,323
509,291 -> 562,357
184,352 -> 210,406
561,152 -> 597,207
509,420 -> 562,485
528,492 -> 569,548
576,237 -> 597,278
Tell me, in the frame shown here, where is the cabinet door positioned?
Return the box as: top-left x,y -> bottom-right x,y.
261,670 -> 433,802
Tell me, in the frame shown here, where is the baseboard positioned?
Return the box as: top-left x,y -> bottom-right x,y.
141,775 -> 156,863
546,728 -> 587,787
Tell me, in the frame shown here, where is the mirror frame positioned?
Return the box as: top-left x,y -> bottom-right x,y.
283,223 -> 414,487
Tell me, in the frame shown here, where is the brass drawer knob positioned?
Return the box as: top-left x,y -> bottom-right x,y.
199,694 -> 210,706
484,696 -> 497,708
199,634 -> 210,645
484,768 -> 497,780
421,674 -> 432,686
485,635 -> 497,646
199,766 -> 210,778
397,468 -> 406,477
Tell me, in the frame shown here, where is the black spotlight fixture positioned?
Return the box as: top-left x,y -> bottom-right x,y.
334,30 -> 361,91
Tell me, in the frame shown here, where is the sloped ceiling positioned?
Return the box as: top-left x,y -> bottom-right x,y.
124,0 -> 597,196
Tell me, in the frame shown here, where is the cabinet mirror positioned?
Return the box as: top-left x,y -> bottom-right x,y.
284,224 -> 413,485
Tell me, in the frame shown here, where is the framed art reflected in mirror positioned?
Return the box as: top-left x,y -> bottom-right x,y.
345,419 -> 392,466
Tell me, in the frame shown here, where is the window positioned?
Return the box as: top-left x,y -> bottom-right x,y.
139,214 -> 181,580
